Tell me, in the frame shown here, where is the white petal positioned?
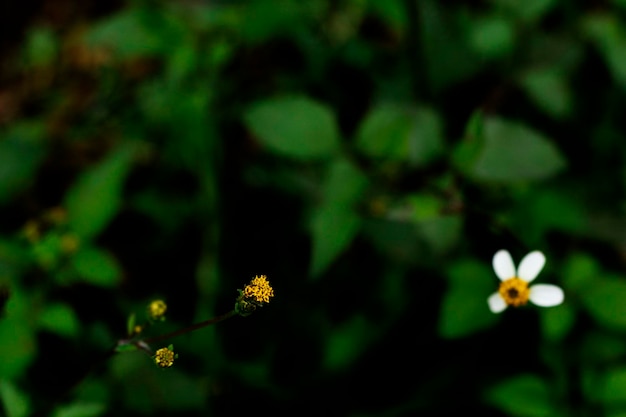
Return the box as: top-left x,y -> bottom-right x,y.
529,284 -> 564,307
492,250 -> 515,281
488,292 -> 508,313
517,251 -> 546,283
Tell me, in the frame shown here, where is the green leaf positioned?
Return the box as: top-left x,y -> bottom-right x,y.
519,68 -> 573,119
127,313 -> 136,336
355,104 -> 444,167
0,122 -> 45,205
38,303 -> 80,337
580,276 -> 626,331
0,317 -> 36,379
23,28 -> 58,67
51,402 -> 106,417
603,367 -> 626,404
468,14 -> 515,58
540,303 -> 575,342
244,96 -> 340,160
0,380 -> 30,417
323,315 -> 372,371
415,215 -> 463,255
490,0 -> 556,21
460,117 -> 566,182
309,205 -> 361,278
485,374 -> 554,417
65,143 -> 137,240
71,247 -> 122,287
561,253 -> 600,292
439,259 -> 499,338
309,159 -> 367,278
582,14 -> 626,89
84,8 -> 185,59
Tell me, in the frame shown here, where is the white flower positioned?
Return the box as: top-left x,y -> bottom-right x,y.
488,250 -> 564,314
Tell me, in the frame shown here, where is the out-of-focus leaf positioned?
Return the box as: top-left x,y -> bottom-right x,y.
485,374 -> 554,417
511,189 -> 585,245
0,122 -> 45,205
419,0 -> 481,90
310,205 -> 361,278
23,28 -> 58,67
0,317 -> 36,379
323,158 -> 368,207
561,253 -> 600,292
51,402 -> 106,417
603,367 -> 626,404
580,276 -> 626,331
519,68 -> 573,118
490,0 -> 556,21
582,14 -> 626,89
38,303 -> 80,337
309,159 -> 367,278
71,247 -> 122,287
456,117 -> 566,182
126,313 -> 136,337
415,215 -> 463,255
367,1 -> 407,32
110,354 -> 207,413
244,96 -> 340,160
240,0 -> 307,42
84,8 -> 185,59
439,259 -> 499,338
468,14 -> 514,58
323,315 -> 372,371
65,143 -> 137,240
540,303 -> 575,342
0,380 -> 30,417
355,104 -> 444,167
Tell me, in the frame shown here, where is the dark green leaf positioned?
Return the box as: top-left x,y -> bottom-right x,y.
71,247 -> 122,287
0,122 -> 45,204
461,117 -> 566,182
65,143 -> 137,240
244,96 -> 340,160
485,374 -> 554,417
38,303 -> 80,337
356,104 -> 444,167
439,259 -> 499,338
580,276 -> 626,331
0,380 -> 30,417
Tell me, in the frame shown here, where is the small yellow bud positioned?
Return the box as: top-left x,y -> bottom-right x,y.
154,346 -> 176,368
148,300 -> 167,321
45,207 -> 67,224
60,233 -> 80,254
23,220 -> 40,243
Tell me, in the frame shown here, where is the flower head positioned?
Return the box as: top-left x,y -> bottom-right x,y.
242,275 -> 274,304
154,346 -> 176,368
148,300 -> 167,321
488,250 -> 564,313
235,275 -> 274,316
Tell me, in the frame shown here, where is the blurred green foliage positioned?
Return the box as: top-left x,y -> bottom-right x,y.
2,0 -> 626,416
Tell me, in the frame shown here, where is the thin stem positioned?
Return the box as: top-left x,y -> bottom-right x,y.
140,309 -> 237,345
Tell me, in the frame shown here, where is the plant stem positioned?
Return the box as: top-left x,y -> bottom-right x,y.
140,309 -> 237,346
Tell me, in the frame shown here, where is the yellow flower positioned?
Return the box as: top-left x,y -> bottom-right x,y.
148,300 -> 167,320
154,346 -> 176,368
235,275 -> 274,316
242,275 -> 274,304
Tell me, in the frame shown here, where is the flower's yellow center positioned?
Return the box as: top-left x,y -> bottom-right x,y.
498,277 -> 530,307
154,347 -> 175,368
242,275 -> 274,304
